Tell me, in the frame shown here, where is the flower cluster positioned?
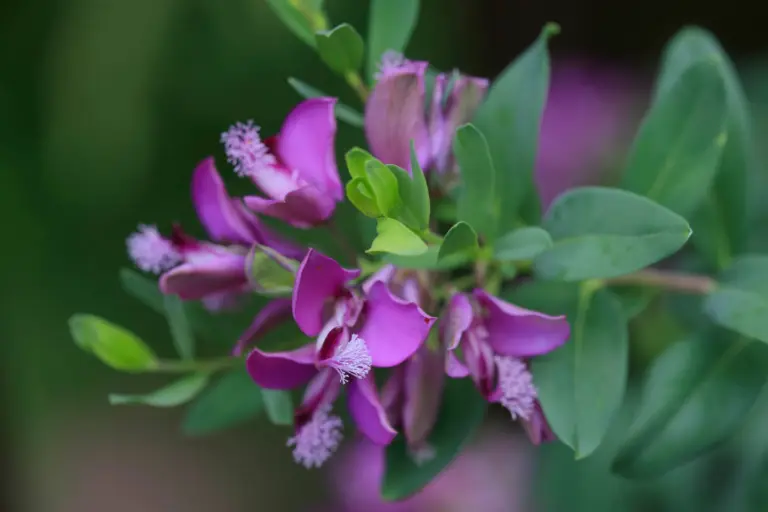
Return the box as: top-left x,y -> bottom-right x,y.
121,55 -> 571,469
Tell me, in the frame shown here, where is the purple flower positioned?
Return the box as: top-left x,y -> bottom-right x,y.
329,429 -> 535,512
246,250 -> 436,467
441,290 -> 569,444
126,158 -> 303,310
535,59 -> 640,209
221,98 -> 343,228
365,52 -> 488,175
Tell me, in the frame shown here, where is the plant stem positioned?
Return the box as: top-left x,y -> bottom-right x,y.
345,71 -> 369,103
605,268 -> 716,295
153,357 -> 239,374
326,219 -> 359,265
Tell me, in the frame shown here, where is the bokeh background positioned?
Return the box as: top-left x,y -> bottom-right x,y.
3,0 -> 768,510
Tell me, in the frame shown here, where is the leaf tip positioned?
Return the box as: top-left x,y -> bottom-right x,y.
543,22 -> 561,38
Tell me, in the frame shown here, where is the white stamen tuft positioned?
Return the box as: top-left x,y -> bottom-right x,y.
495,356 -> 537,421
329,334 -> 373,384
220,120 -> 276,177
126,224 -> 181,274
287,405 -> 343,469
375,50 -> 409,80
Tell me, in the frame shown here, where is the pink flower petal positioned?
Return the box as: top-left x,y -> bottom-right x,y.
159,251 -> 247,300
244,184 -> 336,228
473,289 -> 570,357
246,343 -> 318,390
357,281 -> 435,367
232,299 -> 293,356
292,250 -> 360,336
347,375 -> 397,445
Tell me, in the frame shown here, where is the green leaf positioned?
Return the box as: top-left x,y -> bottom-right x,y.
345,147 -> 374,180
245,244 -> 296,296
507,282 -> 629,459
366,0 -> 420,82
162,294 -> 195,360
452,124 -> 498,240
705,255 -> 768,343
261,389 -> 294,425
109,373 -> 209,407
368,218 -> 428,256
119,267 -> 163,314
346,177 -> 380,217
265,0 -> 318,48
408,142 -> 431,230
315,23 -> 364,75
182,367 -> 263,436
365,159 -> 400,216
287,77 -> 364,128
493,226 -> 552,261
611,286 -> 656,321
381,378 -> 486,500
534,187 -> 692,281
388,162 -> 429,231
383,246 -> 471,270
657,27 -> 757,269
621,59 -> 728,217
69,314 -> 158,372
473,23 -> 559,225
612,333 -> 768,477
438,222 -> 478,261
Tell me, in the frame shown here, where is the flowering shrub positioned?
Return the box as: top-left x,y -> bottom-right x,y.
68,0 -> 768,502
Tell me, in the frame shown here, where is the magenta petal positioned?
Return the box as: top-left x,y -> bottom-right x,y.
403,347 -> 445,448
473,289 -> 570,357
232,299 -> 293,356
441,293 -> 474,350
192,157 -> 260,245
246,344 -> 317,389
358,281 -> 435,367
233,199 -> 306,260
445,351 -> 470,378
276,98 -> 342,200
245,184 -> 336,228
159,252 -> 247,300
365,61 -> 432,171
521,402 -> 557,445
292,249 -> 361,336
347,375 -> 397,445
361,264 -> 396,295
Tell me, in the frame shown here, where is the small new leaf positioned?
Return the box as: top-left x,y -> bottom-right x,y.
365,159 -> 401,216
245,245 -> 296,296
315,23 -> 364,75
346,177 -> 380,218
109,373 -> 209,407
69,314 -> 158,372
438,222 -> 479,262
345,147 -> 375,180
368,218 -> 428,256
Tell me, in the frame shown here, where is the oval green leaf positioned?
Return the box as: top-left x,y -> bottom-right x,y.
365,159 -> 400,216
366,0 -> 420,82
109,373 -> 209,407
69,314 -> 158,372
183,367 -> 263,436
612,333 -> 768,477
535,187 -> 692,281
438,221 -> 478,262
315,23 -> 364,75
473,23 -> 558,225
368,218 -> 428,256
381,378 -> 486,500
621,59 -> 728,217
705,255 -> 768,343
163,294 -> 195,360
265,0 -> 318,48
493,226 -> 553,262
657,27 -> 757,269
453,124 -> 498,240
507,281 -> 629,459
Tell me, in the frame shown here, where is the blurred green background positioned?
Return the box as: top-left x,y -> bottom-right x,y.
3,0 -> 768,511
